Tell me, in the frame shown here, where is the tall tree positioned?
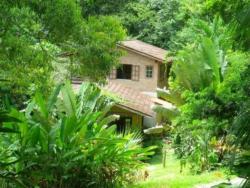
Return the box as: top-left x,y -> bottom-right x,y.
80,0 -> 136,17
0,0 -> 125,106
120,0 -> 187,49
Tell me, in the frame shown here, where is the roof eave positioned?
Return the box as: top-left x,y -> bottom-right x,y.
115,104 -> 153,117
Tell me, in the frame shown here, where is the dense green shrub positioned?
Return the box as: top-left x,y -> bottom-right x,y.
0,82 -> 155,187
169,51 -> 250,173
173,89 -> 228,172
153,10 -> 250,173
143,135 -> 163,155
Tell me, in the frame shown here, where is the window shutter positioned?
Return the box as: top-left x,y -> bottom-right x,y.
109,68 -> 117,79
132,65 -> 140,81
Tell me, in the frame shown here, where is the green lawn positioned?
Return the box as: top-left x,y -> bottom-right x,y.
130,150 -> 231,188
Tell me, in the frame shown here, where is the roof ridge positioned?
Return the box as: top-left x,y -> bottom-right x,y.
121,39 -> 167,50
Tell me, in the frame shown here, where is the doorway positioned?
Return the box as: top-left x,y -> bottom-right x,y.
115,116 -> 132,134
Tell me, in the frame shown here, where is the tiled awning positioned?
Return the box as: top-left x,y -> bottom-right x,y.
104,82 -> 154,117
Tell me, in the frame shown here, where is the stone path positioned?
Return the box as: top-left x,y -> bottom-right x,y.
195,177 -> 246,188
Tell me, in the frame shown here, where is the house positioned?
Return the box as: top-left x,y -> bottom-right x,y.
72,40 -> 172,133
106,40 -> 172,133
109,40 -> 172,93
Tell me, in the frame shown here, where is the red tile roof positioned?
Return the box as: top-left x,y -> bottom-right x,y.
72,81 -> 172,117
104,82 -> 154,117
118,40 -> 169,62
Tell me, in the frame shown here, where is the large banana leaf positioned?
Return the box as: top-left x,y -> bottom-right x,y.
201,38 -> 221,88
77,82 -> 91,116
47,83 -> 63,112
172,37 -> 227,92
61,81 -> 77,116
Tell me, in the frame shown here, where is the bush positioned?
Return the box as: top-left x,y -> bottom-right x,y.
0,82 -> 155,187
143,135 -> 163,155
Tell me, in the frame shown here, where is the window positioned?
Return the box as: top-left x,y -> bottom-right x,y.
146,66 -> 153,78
116,64 -> 132,79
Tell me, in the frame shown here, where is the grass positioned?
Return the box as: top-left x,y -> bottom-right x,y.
130,149 -> 231,188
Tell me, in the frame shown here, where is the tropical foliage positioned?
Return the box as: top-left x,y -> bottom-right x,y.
0,82 -> 155,187
1,0 -> 250,187
119,0 -> 186,49
151,0 -> 250,178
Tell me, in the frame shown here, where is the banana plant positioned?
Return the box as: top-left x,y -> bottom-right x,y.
153,34 -> 229,130
172,37 -> 226,92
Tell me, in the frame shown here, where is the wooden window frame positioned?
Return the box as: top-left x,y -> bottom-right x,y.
109,68 -> 117,79
132,65 -> 140,81
146,65 -> 153,78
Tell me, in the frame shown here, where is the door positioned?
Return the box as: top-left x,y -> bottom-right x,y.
115,116 -> 132,134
